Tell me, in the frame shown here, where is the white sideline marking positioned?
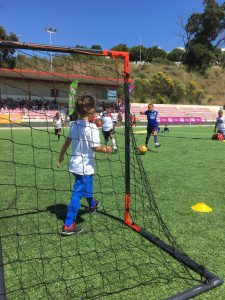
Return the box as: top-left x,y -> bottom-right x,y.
134,130 -> 211,135
0,127 -> 54,130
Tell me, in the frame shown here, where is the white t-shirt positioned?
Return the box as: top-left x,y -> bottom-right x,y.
216,116 -> 225,131
111,113 -> 117,122
100,111 -> 113,131
68,119 -> 100,175
53,117 -> 63,129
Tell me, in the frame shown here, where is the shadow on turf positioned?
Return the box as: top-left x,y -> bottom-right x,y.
0,204 -> 86,224
47,204 -> 86,224
135,131 -> 212,141
0,201 -> 124,224
48,204 -> 124,224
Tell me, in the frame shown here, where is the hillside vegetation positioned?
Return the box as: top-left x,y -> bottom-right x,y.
130,62 -> 225,106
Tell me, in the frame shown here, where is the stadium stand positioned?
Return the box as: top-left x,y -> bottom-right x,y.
0,99 -> 221,125
131,103 -> 220,123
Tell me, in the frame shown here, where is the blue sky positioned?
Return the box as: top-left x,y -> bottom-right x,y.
0,0 -> 224,52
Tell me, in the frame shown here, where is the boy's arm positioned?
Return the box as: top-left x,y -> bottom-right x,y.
140,110 -> 147,115
92,145 -> 112,154
57,137 -> 72,167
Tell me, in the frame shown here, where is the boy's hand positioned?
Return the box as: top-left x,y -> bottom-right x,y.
105,146 -> 113,154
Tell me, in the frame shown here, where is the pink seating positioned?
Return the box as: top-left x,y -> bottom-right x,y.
130,104 -> 219,122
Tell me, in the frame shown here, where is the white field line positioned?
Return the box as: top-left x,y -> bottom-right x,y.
0,127 -> 55,130
133,130 -> 212,135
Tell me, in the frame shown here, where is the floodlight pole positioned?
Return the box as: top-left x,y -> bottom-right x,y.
44,27 -> 57,73
138,35 -> 142,63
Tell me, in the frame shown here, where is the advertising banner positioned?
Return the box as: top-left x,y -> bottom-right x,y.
159,117 -> 202,124
0,114 -> 22,124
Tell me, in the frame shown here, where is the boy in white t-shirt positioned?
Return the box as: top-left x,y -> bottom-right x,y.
214,109 -> 225,138
53,112 -> 63,141
100,104 -> 117,153
57,95 -> 112,235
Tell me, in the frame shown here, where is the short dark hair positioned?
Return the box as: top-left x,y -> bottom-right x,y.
104,103 -> 111,109
76,95 -> 95,117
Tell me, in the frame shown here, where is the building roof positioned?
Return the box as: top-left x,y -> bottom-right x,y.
0,68 -> 121,87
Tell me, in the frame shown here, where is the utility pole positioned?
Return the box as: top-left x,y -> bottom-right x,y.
138,35 -> 142,63
44,27 -> 57,73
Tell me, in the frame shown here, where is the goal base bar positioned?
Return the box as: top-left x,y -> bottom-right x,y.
126,223 -> 223,300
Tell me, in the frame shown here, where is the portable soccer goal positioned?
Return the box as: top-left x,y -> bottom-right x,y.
0,40 -> 223,299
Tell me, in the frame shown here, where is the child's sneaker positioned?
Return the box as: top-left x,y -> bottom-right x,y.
61,222 -> 83,236
155,143 -> 161,148
89,200 -> 100,213
112,146 -> 117,154
146,144 -> 151,151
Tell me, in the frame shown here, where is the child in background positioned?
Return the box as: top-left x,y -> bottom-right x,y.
53,112 -> 63,141
100,104 -> 117,153
111,109 -> 117,127
117,112 -> 123,126
140,103 -> 161,150
163,124 -> 169,133
214,109 -> 225,139
57,95 -> 112,235
132,113 -> 137,127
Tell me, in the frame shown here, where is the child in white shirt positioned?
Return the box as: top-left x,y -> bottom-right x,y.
58,95 -> 112,235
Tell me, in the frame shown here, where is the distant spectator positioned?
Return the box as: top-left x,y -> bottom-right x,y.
53,112 -> 63,141
117,112 -> 123,126
214,109 -> 225,138
131,113 -> 137,127
162,124 -> 169,133
111,110 -> 117,126
100,104 -> 117,153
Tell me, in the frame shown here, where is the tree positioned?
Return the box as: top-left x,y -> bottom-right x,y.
149,72 -> 175,102
91,45 -> 102,50
145,46 -> 167,63
186,0 -> 225,46
186,80 -> 205,104
185,42 -> 221,70
132,77 -> 151,102
110,44 -> 129,52
167,48 -> 185,62
74,44 -> 86,49
130,45 -> 147,62
0,26 -> 18,68
183,0 -> 225,70
172,82 -> 188,103
218,49 -> 225,67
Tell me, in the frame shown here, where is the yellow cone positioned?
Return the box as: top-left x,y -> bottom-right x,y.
191,202 -> 213,213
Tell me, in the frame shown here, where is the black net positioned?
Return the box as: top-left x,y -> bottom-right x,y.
0,42 -> 219,300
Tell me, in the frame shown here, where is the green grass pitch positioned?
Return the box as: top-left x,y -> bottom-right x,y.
0,125 -> 224,299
